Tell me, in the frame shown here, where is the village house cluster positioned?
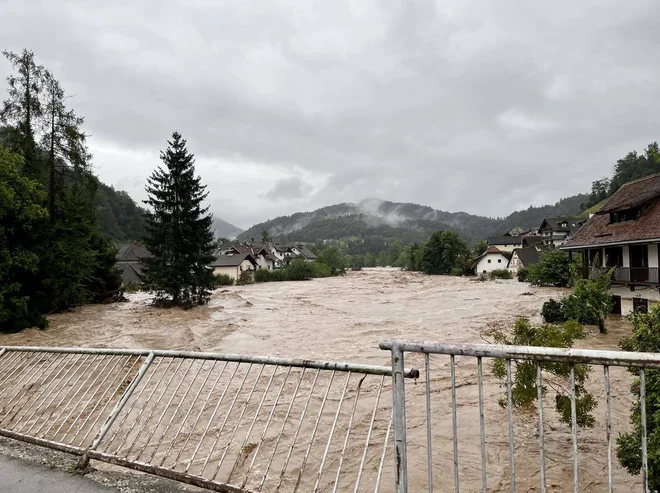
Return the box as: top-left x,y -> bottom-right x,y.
473,217 -> 584,276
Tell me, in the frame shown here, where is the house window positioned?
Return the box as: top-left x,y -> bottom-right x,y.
488,259 -> 491,263
610,207 -> 642,224
498,259 -> 502,263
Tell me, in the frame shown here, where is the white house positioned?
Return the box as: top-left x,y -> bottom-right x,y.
215,242 -> 276,270
507,247 -> 540,275
474,246 -> 511,275
211,253 -> 258,281
539,217 -> 583,248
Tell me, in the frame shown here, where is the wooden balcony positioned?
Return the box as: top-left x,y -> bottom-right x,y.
579,266 -> 660,284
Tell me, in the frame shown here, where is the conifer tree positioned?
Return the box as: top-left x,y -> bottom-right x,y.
141,132 -> 216,307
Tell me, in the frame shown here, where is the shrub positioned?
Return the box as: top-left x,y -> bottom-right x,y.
617,305 -> 660,490
235,270 -> 254,286
450,267 -> 464,277
517,267 -> 529,282
489,269 -> 513,280
484,317 -> 594,428
312,262 -> 332,278
123,282 -> 142,293
270,269 -> 287,282
254,269 -> 272,283
527,249 -> 574,287
212,274 -> 233,287
541,299 -> 568,323
562,267 -> 613,333
315,247 -> 346,276
285,259 -> 315,281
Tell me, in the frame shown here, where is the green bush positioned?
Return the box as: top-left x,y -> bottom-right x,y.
285,259 -> 315,281
254,268 -> 272,283
123,282 -> 142,293
270,269 -> 287,282
527,249 -> 575,287
450,267 -> 464,276
517,267 -> 529,282
489,269 -> 513,280
541,299 -> 567,323
235,270 -> 254,286
312,262 -> 332,278
212,274 -> 234,287
315,247 -> 346,276
617,305 -> 660,489
562,267 -> 613,333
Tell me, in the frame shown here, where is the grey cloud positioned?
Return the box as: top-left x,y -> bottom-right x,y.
263,176 -> 313,201
1,0 -> 660,227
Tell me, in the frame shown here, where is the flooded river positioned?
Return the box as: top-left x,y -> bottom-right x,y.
0,268 -> 640,491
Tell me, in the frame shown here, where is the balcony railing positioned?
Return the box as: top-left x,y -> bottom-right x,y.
579,266 -> 660,284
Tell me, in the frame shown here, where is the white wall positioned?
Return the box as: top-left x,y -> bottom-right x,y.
475,253 -> 510,274
214,266 -> 239,280
649,244 -> 659,268
611,285 -> 660,316
508,252 -> 522,273
623,246 -> 630,267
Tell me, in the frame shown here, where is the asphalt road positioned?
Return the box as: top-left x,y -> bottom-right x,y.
0,455 -> 117,493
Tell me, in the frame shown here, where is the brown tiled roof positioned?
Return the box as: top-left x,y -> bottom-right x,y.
597,173 -> 660,213
564,199 -> 660,248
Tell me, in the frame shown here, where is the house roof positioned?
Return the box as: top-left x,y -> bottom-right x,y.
473,246 -> 512,267
210,253 -> 258,267
597,173 -> 660,213
295,245 -> 317,260
538,217 -> 583,233
512,247 -> 540,267
563,175 -> 660,248
117,262 -> 142,284
523,236 -> 543,246
115,243 -> 149,261
487,236 -> 524,246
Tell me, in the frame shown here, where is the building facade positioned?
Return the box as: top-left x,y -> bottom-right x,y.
474,247 -> 511,274
539,217 -> 583,248
562,174 -> 660,315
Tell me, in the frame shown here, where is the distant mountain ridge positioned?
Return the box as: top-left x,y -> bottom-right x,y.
238,195 -> 589,245
212,217 -> 244,240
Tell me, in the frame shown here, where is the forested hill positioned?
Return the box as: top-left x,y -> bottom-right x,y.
95,182 -> 147,241
238,194 -> 589,245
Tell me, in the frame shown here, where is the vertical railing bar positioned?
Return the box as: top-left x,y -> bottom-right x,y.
640,369 -> 648,492
128,357 -> 186,458
210,364 -> 264,480
227,365 -> 279,482
243,366 -> 293,488
276,369 -> 321,492
104,357 -> 166,450
259,368 -> 306,491
478,356 -> 487,493
391,345 -> 408,493
374,409 -> 393,493
160,360 -> 218,466
0,352 -> 57,424
604,365 -> 613,493
78,356 -> 142,445
19,354 -> 79,434
506,358 -> 515,493
569,364 -> 578,493
332,375 -> 365,493
0,352 -> 53,415
0,348 -> 13,375
13,353 -> 72,430
41,354 -> 97,437
148,359 -> 206,464
31,354 -> 90,436
52,355 -> 114,439
451,355 -> 459,493
313,371 -> 351,492
90,352 -> 155,451
195,363 -> 253,476
293,370 -> 336,493
167,361 -> 224,468
175,361 -> 231,470
536,363 -> 546,493
354,375 -> 385,493
425,353 -> 434,493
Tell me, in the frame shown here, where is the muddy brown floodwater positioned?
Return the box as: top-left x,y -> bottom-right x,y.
0,268 -> 641,491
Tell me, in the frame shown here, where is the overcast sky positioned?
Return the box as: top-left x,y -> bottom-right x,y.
2,1 -> 659,228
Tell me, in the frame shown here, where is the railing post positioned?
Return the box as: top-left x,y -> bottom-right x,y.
391,344 -> 408,493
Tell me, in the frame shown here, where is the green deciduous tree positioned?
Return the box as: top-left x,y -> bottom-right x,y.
617,305 -> 660,489
527,249 -> 574,287
485,317 -> 596,428
420,231 -> 469,275
141,132 -> 216,307
562,267 -> 613,333
315,246 -> 346,275
0,146 -> 49,330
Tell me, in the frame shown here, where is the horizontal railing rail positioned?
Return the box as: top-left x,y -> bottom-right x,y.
0,345 -> 418,492
381,339 -> 657,493
579,266 -> 660,284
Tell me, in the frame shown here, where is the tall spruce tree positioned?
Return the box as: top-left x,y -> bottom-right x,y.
141,132 -> 216,307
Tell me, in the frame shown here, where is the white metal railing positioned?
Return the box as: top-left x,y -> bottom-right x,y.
380,339 -> 660,493
0,345 -> 418,492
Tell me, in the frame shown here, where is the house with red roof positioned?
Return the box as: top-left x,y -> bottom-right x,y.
562,173 -> 660,314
